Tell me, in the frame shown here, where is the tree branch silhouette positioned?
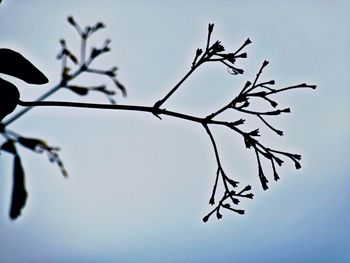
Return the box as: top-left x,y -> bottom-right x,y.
0,17 -> 316,222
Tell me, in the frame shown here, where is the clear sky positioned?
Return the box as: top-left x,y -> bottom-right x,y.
0,0 -> 349,262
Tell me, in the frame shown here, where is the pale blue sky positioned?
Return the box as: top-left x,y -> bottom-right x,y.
0,1 -> 349,262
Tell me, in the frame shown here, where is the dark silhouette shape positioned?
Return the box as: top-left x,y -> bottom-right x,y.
10,155 -> 27,219
0,18 -> 316,222
0,78 -> 19,121
0,140 -> 28,219
0,48 -> 48,84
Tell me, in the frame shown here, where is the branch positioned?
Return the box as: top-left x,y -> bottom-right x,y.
0,17 -> 316,222
154,23 -> 250,110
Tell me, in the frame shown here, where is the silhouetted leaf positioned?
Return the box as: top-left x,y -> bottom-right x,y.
9,155 -> 28,220
17,137 -> 46,153
67,85 -> 89,96
0,49 -> 48,84
1,140 -> 17,155
0,78 -> 20,121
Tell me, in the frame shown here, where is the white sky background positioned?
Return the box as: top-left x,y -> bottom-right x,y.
0,0 -> 350,262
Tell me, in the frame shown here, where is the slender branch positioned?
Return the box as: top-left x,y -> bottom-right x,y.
265,83 -> 316,95
257,115 -> 283,136
80,37 -> 86,65
202,124 -> 222,168
154,65 -> 200,109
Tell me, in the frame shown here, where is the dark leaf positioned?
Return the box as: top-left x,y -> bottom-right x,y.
9,155 -> 28,220
17,137 -> 46,153
1,140 -> 17,155
0,78 -> 20,121
0,49 -> 48,84
202,215 -> 210,223
67,85 -> 89,96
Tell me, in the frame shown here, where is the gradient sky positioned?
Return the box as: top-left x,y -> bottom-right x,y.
0,1 -> 350,262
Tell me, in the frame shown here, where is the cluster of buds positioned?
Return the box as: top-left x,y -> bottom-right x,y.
57,16 -> 126,103
191,23 -> 251,75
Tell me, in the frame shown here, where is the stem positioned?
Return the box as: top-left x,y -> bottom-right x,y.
265,84 -> 316,95
15,99 -> 251,138
81,37 -> 86,65
154,65 -> 198,108
203,124 -> 222,168
17,100 -> 206,124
